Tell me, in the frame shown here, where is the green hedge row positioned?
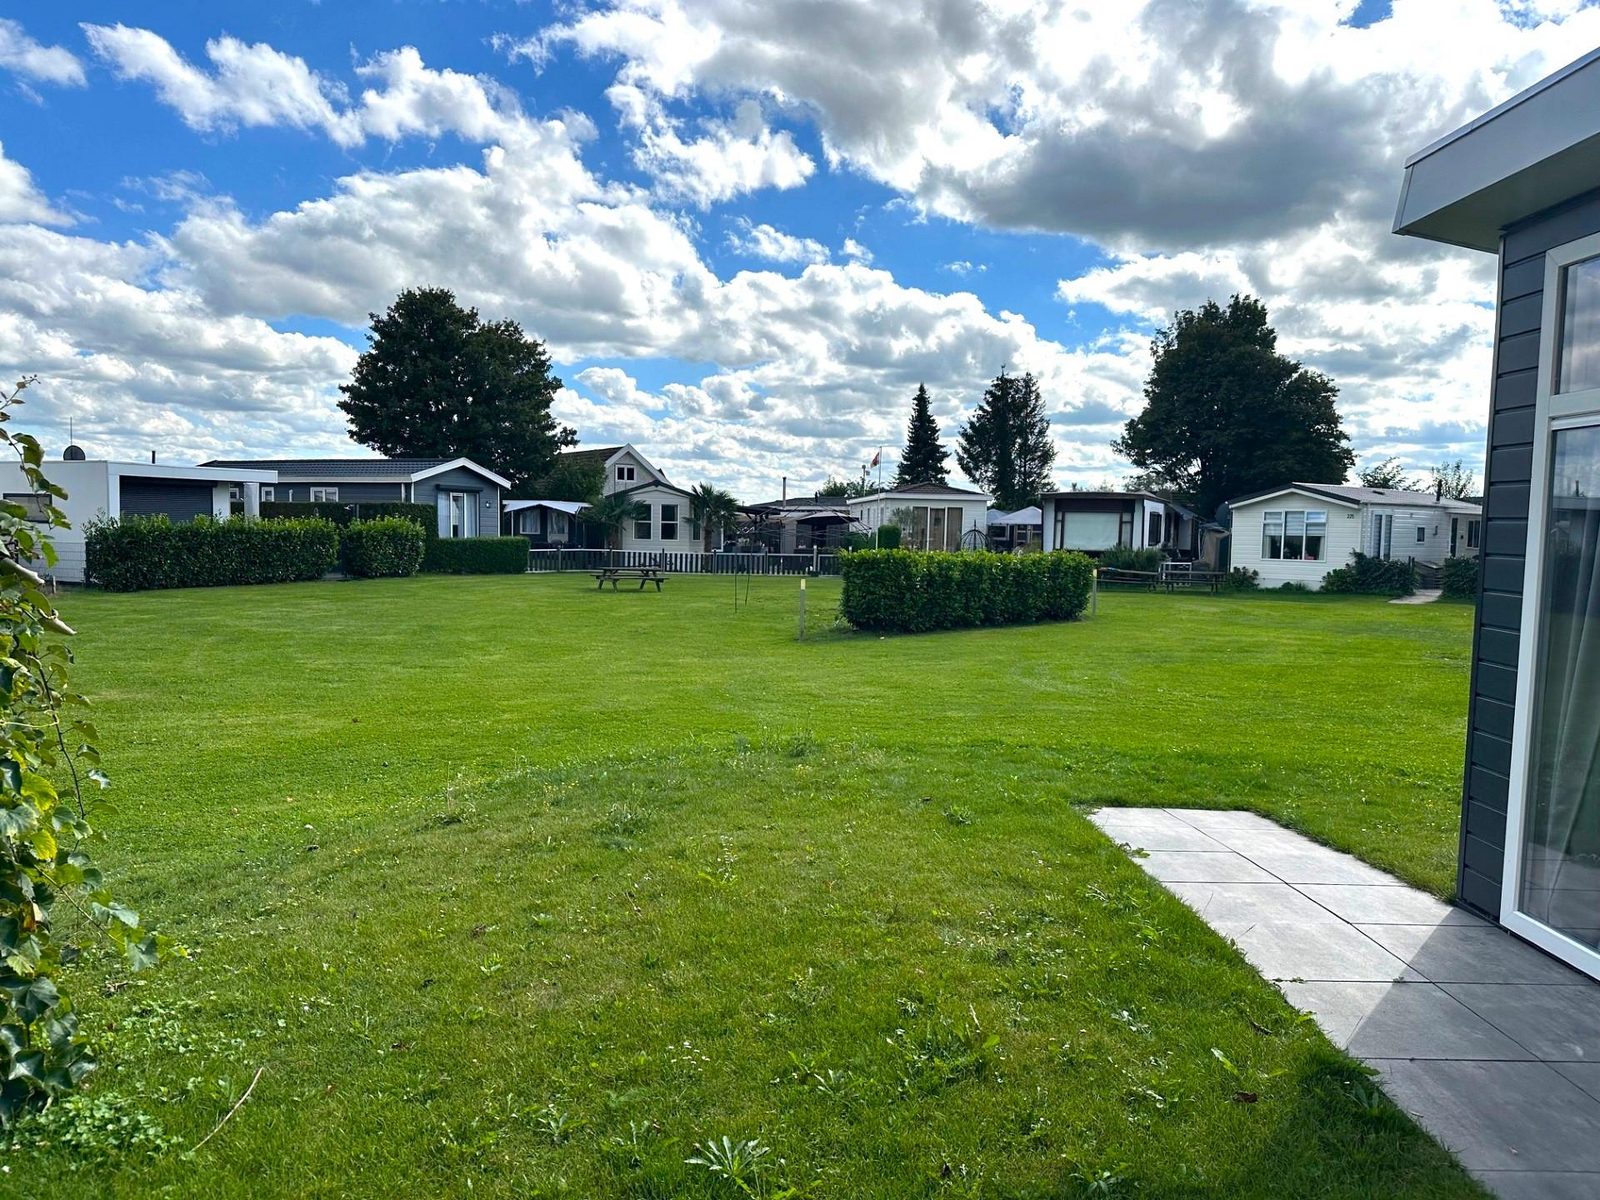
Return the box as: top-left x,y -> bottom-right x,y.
422,536 -> 528,574
1322,550 -> 1417,596
85,515 -> 340,591
839,549 -> 1095,634
342,517 -> 426,578
1441,555 -> 1479,600
233,500 -> 438,529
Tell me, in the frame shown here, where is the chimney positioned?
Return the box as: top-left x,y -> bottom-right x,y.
1435,479 -> 1443,500
150,450 -> 156,464
782,475 -> 787,504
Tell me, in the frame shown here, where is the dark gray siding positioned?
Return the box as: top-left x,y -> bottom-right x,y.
119,478 -> 215,522
1459,188 -> 1600,920
274,481 -> 403,503
414,466 -> 502,536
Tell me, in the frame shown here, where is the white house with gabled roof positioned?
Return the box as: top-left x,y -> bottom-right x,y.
514,443 -> 711,552
848,481 -> 992,550
1227,482 -> 1481,589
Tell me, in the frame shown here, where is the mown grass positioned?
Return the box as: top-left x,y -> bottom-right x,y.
3,576 -> 1481,1197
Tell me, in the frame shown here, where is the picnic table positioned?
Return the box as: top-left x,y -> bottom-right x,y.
592,566 -> 666,591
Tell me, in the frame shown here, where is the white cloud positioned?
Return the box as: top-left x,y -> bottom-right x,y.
726,218 -> 828,265
0,19 -> 85,87
0,141 -> 70,225
841,238 -> 872,264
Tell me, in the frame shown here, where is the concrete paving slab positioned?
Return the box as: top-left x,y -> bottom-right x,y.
1553,1062 -> 1600,1102
1280,980 -> 1528,1059
1238,847 -> 1403,886
1297,883 -> 1483,927
1443,983 -> 1600,1061
1136,851 -> 1279,883
1360,924 -> 1588,986
1474,1172 -> 1600,1199
1087,810 -> 1227,853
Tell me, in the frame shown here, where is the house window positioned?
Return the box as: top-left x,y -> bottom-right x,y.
616,465 -> 636,483
229,485 -> 241,502
1467,519 -> 1480,549
635,503 -> 652,541
1558,253 -> 1600,394
1261,510 -> 1327,561
1147,511 -> 1162,545
660,503 -> 679,541
3,493 -> 50,523
261,486 -> 275,502
310,487 -> 339,503
518,509 -> 540,536
1416,525 -> 1427,543
551,511 -> 568,539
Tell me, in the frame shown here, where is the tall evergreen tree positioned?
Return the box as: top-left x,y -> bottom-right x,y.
1113,295 -> 1353,519
339,287 -> 575,490
955,369 -> 1057,510
893,384 -> 949,487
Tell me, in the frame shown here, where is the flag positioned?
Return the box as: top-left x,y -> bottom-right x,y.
869,449 -> 881,467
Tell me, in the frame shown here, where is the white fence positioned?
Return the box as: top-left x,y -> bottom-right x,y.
527,548 -> 840,576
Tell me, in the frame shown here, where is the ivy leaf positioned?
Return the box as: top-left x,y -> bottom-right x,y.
125,934 -> 159,973
1,976 -> 58,1024
6,1050 -> 43,1084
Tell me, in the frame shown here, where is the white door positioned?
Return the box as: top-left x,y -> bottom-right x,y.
1502,233 -> 1600,978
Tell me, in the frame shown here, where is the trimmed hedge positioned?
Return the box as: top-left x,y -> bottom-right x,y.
85,515 -> 339,592
1321,550 -> 1417,596
875,525 -> 902,549
422,536 -> 528,574
341,517 -> 426,578
839,549 -> 1095,634
1099,545 -> 1165,573
235,501 -> 437,530
1441,555 -> 1479,600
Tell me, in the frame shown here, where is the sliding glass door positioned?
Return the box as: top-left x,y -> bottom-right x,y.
1505,236 -> 1600,976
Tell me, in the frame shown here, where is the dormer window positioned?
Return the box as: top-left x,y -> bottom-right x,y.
616,465 -> 636,482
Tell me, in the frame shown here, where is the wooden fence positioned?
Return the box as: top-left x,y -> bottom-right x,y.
527,548 -> 841,576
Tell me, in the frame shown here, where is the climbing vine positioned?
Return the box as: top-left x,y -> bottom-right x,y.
0,377 -> 161,1125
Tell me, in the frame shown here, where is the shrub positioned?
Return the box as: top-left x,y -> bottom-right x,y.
1321,551 -> 1416,596
341,517 -> 426,578
422,536 -> 528,574
839,549 -> 1094,634
84,515 -> 339,591
1278,581 -> 1310,593
875,524 -> 902,550
1441,555 -> 1479,600
1224,566 -> 1259,591
1098,545 -> 1165,573
232,501 -> 437,530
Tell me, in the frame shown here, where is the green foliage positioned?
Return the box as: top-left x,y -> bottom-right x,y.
839,549 -> 1094,634
874,524 -> 901,550
583,494 -> 647,549
1114,295 -> 1354,520
84,516 -> 339,592
526,457 -> 604,505
341,518 -> 426,578
1356,457 -> 1420,491
956,370 -> 1055,511
248,501 -> 435,529
1441,555 -> 1479,600
893,383 -> 950,488
816,476 -> 871,499
421,537 -> 527,574
1224,567 -> 1260,591
338,287 -> 575,489
1429,459 -> 1476,501
688,483 -> 739,552
0,378 -> 162,1126
1098,546 -> 1165,573
1321,551 -> 1417,596
1279,581 -> 1310,593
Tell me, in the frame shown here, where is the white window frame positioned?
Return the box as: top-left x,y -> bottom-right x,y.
635,502 -> 652,541
1259,508 -> 1327,561
229,485 -> 242,502
660,502 -> 679,541
261,486 -> 275,503
616,464 -> 636,483
518,508 -> 539,536
1501,230 -> 1600,978
551,511 -> 568,539
310,486 -> 339,503
1466,518 -> 1480,549
1416,525 -> 1427,543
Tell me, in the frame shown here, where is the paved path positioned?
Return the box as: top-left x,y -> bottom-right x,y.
1091,805 -> 1600,1200
1391,589 -> 1444,604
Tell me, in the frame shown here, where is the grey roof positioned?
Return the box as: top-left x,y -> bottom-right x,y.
988,505 -> 1042,526
1231,482 -> 1481,511
747,495 -> 848,511
1395,48 -> 1600,252
202,457 -> 451,479
558,446 -> 624,474
1041,490 -> 1198,518
857,480 -> 989,499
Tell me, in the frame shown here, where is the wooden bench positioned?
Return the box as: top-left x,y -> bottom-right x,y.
592,567 -> 666,591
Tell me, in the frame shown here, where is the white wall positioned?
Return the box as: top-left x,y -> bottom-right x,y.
852,496 -> 989,549
618,485 -> 702,552
602,448 -> 661,496
1361,503 -> 1479,563
0,461 -> 112,583
1230,496 -> 1362,589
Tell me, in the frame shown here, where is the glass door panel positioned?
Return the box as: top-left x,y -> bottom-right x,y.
1517,423 -> 1600,948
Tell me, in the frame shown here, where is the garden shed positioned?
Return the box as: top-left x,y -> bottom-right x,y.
1395,47 -> 1600,980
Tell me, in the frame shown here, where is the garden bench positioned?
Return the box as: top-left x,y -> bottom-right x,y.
592,567 -> 666,591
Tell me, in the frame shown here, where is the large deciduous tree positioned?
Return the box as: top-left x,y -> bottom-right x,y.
1113,295 -> 1353,519
893,384 -> 949,487
339,287 -> 575,490
956,370 -> 1055,511
1357,457 -> 1421,491
1430,459 -> 1477,500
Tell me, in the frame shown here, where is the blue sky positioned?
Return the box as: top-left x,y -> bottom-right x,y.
0,3 -> 1592,498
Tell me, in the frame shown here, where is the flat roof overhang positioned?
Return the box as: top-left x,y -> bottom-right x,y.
1394,47 -> 1600,252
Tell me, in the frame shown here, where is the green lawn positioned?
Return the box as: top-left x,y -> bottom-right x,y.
5,576 -> 1482,1198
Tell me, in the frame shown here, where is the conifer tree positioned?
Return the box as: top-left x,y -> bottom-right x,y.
893,384 -> 950,487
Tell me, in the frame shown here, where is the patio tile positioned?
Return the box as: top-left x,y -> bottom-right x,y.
1159,808 -> 1284,836
1474,1171 -> 1600,1199
1137,851 -> 1278,883
1088,810 -> 1226,853
1553,1062 -> 1600,1102
1296,883 -> 1482,927
1443,983 -> 1600,1061
1360,925 -> 1588,986
1371,1059 -> 1600,1172
1279,980 -> 1528,1060
1237,847 -> 1403,886
1162,881 -> 1333,925
1220,916 -> 1414,983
